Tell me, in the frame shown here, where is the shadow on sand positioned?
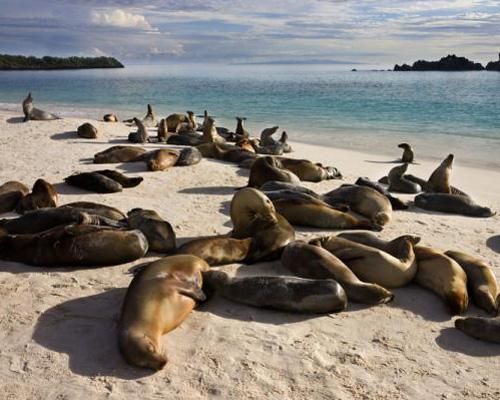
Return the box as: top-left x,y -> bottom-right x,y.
6,116 -> 25,124
486,235 -> 500,254
50,131 -> 77,140
179,186 -> 236,196
435,327 -> 500,356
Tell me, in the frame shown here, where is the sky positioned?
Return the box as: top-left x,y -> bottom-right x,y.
0,0 -> 499,66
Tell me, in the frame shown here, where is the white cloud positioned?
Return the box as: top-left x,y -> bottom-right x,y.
91,8 -> 154,30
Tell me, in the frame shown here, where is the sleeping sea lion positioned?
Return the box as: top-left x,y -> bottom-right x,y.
282,241 -> 394,305
127,208 -> 176,253
398,143 -> 414,163
22,92 -> 60,121
176,236 -> 251,266
414,193 -> 495,217
355,177 -> 408,210
0,181 -> 29,214
61,201 -> 126,221
203,270 -> 347,313
175,147 -> 202,167
260,181 -> 321,199
16,179 -> 58,213
414,246 -> 468,315
64,172 -> 123,193
128,118 -> 149,144
94,146 -> 146,164
445,250 -> 499,314
77,123 -> 98,139
118,255 -> 208,370
144,149 -> 180,171
278,158 -> 342,181
455,317 -> 500,344
93,170 -> 143,188
310,235 -> 418,288
167,134 -> 202,146
0,224 -> 148,266
103,114 -> 118,122
248,156 -> 300,188
387,163 -> 421,193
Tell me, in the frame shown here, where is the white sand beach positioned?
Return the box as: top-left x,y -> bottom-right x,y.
0,110 -> 499,400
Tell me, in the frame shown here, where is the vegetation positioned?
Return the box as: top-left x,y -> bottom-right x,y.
0,54 -> 124,70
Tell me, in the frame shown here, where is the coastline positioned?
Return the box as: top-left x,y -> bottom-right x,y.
0,110 -> 499,399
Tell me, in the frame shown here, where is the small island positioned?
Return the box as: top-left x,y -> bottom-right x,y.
394,54 -> 484,71
486,53 -> 500,71
0,54 -> 124,70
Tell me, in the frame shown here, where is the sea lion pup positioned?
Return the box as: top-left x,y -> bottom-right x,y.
203,270 -> 347,313
260,126 -> 279,146
387,163 -> 421,193
127,208 -> 176,253
175,147 -> 202,167
414,193 -> 495,218
0,207 -> 119,234
142,104 -> 158,128
0,224 -> 148,267
413,246 -> 468,315
323,185 -> 392,226
398,143 -> 414,163
445,250 -> 499,314
93,146 -> 146,164
64,172 -> 123,193
61,201 -> 126,221
265,191 -> 382,231
128,118 -> 150,144
278,157 -> 342,181
455,317 -> 500,344
0,181 -> 29,214
355,177 -> 408,210
22,92 -> 60,121
235,117 -> 251,140
230,188 -> 295,262
201,117 -> 226,144
143,149 -> 180,172
176,236 -> 251,266
310,235 -> 418,288
248,156 -> 300,188
103,113 -> 118,122
77,123 -> 98,139
118,255 -> 208,370
282,241 -> 394,305
16,179 -> 58,214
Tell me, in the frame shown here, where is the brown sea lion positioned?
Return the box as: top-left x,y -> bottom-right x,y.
175,147 -> 203,167
310,235 -> 418,288
236,138 -> 256,153
455,317 -> 500,344
64,172 -> 122,193
16,179 -> 58,213
0,224 -> 148,266
323,185 -> 393,226
176,236 -> 251,266
22,92 -> 60,121
260,181 -> 321,199
387,163 -> 421,193
128,118 -> 149,144
355,177 -> 408,210
203,270 -> 347,313
445,250 -> 499,314
77,123 -> 98,139
398,143 -> 414,163
337,231 -> 421,255
177,111 -> 198,133
414,246 -> 468,315
103,114 -> 118,122
0,181 -> 29,214
157,118 -> 170,142
278,157 -> 342,181
166,113 -> 189,132
414,193 -> 495,217
61,201 -> 126,221
260,126 -> 279,146
127,208 -> 176,253
93,170 -> 143,188
279,131 -> 293,153
282,241 -> 394,305
144,149 -> 180,171
211,143 -> 257,164
142,104 -> 158,128
248,156 -> 300,188
426,154 -> 454,193
235,117 -> 251,139
201,117 -> 225,144
118,255 -> 208,370
94,146 -> 146,164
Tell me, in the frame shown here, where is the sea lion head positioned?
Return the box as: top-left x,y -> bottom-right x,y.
373,211 -> 391,226
443,154 -> 454,168
230,188 -> 277,237
398,143 -> 410,149
147,104 -> 153,114
324,166 -> 343,179
119,331 -> 168,371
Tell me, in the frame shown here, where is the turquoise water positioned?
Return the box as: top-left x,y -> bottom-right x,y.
1,64 -> 499,167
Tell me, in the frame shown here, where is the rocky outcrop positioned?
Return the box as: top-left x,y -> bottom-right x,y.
486,53 -> 500,71
394,54 -> 484,71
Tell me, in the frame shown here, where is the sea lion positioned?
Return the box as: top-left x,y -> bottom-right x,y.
16,179 -> 58,213
0,207 -> 120,234
177,111 -> 198,133
260,181 -> 321,198
22,92 -> 60,121
310,235 -> 419,288
279,131 -> 293,153
61,201 -> 126,221
455,317 -> 500,344
282,241 -> 394,305
210,143 -> 257,164
128,118 -> 149,144
414,246 -> 468,315
398,143 -> 414,163
355,177 -> 408,210
103,114 -> 118,122
248,156 -> 300,188
93,146 -> 146,164
64,172 -> 123,193
203,270 -> 348,313
426,154 -> 454,193
167,134 -> 202,146
337,231 -> 421,254
144,149 -> 180,171
118,255 -> 208,370
445,250 -> 499,314
323,185 -> 392,226
175,147 -> 202,167
387,163 -> 421,193
127,208 -> 176,253
142,104 -> 158,128
266,191 -> 382,231
0,181 -> 29,214
166,113 -> 189,132
93,170 -> 143,188
414,193 -> 495,217
235,117 -> 251,139
260,126 -> 279,146
176,236 -> 251,266
0,224 -> 148,266
77,123 -> 98,139
202,117 -> 225,144
157,118 -> 170,142
278,157 -> 342,181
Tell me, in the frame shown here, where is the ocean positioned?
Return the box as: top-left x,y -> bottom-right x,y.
1,64 -> 499,168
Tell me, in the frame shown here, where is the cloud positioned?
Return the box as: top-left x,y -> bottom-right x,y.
91,9 -> 155,30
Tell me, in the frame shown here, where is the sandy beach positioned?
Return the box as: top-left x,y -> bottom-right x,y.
0,110 -> 499,400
